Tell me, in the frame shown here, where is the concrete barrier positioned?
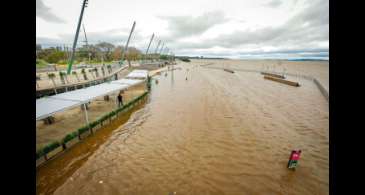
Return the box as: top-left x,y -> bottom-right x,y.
80,130 -> 91,140
45,146 -> 63,159
313,78 -> 329,102
65,137 -> 79,148
36,156 -> 46,167
261,72 -> 285,79
264,75 -> 300,87
223,69 -> 235,73
93,124 -> 102,131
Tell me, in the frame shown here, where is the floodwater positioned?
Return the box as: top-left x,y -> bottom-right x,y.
38,60 -> 329,195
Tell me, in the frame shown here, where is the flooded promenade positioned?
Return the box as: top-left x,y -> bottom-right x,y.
38,60 -> 328,195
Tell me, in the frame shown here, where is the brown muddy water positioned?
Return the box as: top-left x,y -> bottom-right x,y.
37,61 -> 328,195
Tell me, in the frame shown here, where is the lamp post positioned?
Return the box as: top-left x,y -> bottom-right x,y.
67,0 -> 89,74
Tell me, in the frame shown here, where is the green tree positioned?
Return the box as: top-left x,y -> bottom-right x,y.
95,42 -> 115,61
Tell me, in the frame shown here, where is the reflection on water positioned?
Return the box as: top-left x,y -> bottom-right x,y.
36,99 -> 148,195
39,61 -> 328,195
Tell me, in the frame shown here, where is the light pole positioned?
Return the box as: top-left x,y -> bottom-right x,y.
67,0 -> 89,74
144,33 -> 154,63
154,40 -> 161,62
121,21 -> 136,68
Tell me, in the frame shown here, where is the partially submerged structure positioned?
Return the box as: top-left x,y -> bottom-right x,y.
36,70 -> 149,167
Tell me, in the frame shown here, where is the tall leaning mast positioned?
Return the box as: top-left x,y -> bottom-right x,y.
120,21 -> 136,68
67,0 -> 89,74
143,33 -> 155,63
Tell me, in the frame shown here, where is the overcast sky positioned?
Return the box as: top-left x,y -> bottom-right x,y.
36,0 -> 328,59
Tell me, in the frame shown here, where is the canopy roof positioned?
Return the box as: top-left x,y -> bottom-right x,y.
126,69 -> 149,79
36,71 -> 147,120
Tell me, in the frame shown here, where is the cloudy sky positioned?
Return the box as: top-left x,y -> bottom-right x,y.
36,0 -> 328,59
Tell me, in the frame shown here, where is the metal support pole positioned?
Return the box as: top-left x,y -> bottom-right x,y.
82,24 -> 91,65
144,33 -> 154,63
159,42 -> 165,54
67,0 -> 89,74
154,40 -> 161,62
121,21 -> 136,68
158,43 -> 164,62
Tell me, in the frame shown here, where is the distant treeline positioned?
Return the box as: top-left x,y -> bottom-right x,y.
36,42 -> 171,67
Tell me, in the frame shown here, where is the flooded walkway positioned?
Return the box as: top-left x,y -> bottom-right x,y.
39,61 -> 328,195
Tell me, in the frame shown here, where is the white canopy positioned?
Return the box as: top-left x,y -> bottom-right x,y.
36,97 -> 82,121
126,70 -> 148,79
36,73 -> 147,120
111,79 -> 144,86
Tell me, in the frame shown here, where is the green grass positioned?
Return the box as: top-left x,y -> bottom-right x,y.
36,59 -> 48,68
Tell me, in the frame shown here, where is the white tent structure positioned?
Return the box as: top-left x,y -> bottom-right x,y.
36,70 -> 149,121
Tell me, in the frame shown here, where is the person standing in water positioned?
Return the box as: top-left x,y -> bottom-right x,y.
117,91 -> 123,107
287,150 -> 301,170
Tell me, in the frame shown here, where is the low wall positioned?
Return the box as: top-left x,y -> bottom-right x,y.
313,78 -> 329,102
203,66 -> 328,102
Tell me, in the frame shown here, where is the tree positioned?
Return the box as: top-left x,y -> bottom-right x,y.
124,47 -> 142,67
112,46 -> 123,61
37,48 -> 66,63
36,44 -> 42,58
95,42 -> 115,61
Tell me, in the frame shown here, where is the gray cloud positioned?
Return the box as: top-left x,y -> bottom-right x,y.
37,27 -> 148,50
264,0 -> 283,8
159,11 -> 227,39
167,0 -> 328,58
36,0 -> 328,59
36,0 -> 65,23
